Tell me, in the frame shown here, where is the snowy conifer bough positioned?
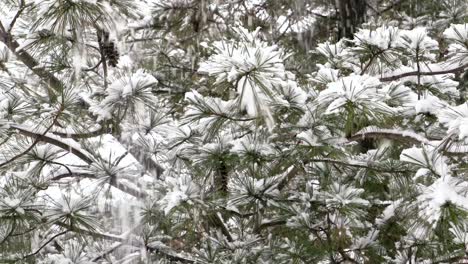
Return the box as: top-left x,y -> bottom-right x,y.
0,0 -> 468,263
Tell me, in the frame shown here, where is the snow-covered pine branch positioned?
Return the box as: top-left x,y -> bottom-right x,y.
1,0 -> 468,263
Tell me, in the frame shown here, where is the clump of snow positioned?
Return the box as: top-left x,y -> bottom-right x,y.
198,26 -> 305,129
117,54 -> 134,69
380,81 -> 417,107
443,24 -> 468,64
413,93 -> 445,114
311,65 -> 340,85
184,90 -> 236,120
353,26 -> 401,50
296,130 -> 322,146
375,200 -> 402,226
417,176 -> 468,225
316,40 -> 347,60
320,183 -> 370,207
400,145 -> 449,176
316,75 -> 392,115
413,168 -> 431,181
90,70 -> 157,121
438,103 -> 468,142
276,13 -> 316,34
352,230 -> 379,250
230,135 -> 275,156
398,27 -> 438,59
443,23 -> 468,43
159,174 -> 199,215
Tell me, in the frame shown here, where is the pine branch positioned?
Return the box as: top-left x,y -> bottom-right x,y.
56,222 -> 195,263
3,231 -> 69,262
54,222 -> 123,242
114,181 -> 147,199
0,221 -> 17,246
9,124 -> 93,164
349,127 -> 468,155
430,252 -> 467,264
7,0 -> 28,35
371,0 -> 408,15
277,155 -> 410,191
126,144 -> 165,179
91,242 -> 123,261
277,165 -> 303,190
360,48 -> 389,75
9,124 -> 147,198
309,158 -> 412,173
379,62 -> 468,82
50,172 -> 96,181
348,127 -> 431,145
254,219 -> 287,233
52,127 -> 107,139
0,22 -> 63,98
0,108 -> 63,167
206,212 -> 233,242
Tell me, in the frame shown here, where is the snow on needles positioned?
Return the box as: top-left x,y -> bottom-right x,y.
417,176 -> 468,226
91,70 -> 157,121
316,75 -> 392,115
353,26 -> 401,50
443,23 -> 468,64
159,174 -> 200,215
198,27 -> 306,129
438,103 -> 468,142
400,145 -> 449,177
400,146 -> 468,225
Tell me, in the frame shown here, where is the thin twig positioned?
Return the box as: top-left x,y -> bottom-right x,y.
20,231 -> 68,260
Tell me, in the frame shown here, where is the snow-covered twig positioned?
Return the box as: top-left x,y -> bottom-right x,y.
0,110 -> 64,167
380,62 -> 468,82
10,124 -> 93,164
349,126 -> 468,155
309,158 -> 412,173
5,231 -> 69,262
349,126 -> 431,144
51,127 -> 107,139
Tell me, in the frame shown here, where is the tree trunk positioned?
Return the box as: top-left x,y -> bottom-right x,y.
336,0 -> 367,39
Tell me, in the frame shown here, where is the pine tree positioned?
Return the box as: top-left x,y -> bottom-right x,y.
0,0 -> 468,263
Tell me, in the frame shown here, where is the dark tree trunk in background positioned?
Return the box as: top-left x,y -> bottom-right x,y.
337,0 -> 367,39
